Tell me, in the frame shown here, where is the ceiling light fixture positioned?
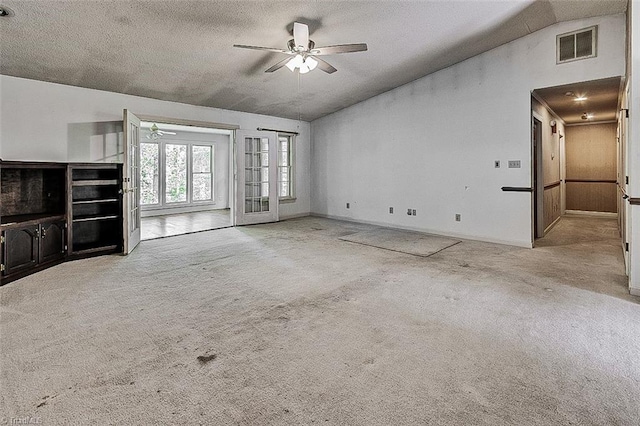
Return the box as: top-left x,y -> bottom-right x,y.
285,54 -> 318,74
581,112 -> 594,120
564,91 -> 575,97
574,96 -> 587,101
0,6 -> 13,17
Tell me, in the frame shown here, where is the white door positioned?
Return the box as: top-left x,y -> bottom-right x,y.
235,130 -> 279,225
123,109 -> 141,254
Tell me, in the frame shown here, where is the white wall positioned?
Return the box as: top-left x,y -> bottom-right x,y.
628,0 -> 640,296
310,14 -> 625,247
0,76 -> 311,219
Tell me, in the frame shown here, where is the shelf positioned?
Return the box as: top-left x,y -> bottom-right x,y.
1,213 -> 65,228
71,244 -> 119,256
72,179 -> 119,187
73,198 -> 119,204
73,215 -> 119,223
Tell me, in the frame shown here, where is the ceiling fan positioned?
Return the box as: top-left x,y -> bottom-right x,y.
233,22 -> 368,74
146,123 -> 176,140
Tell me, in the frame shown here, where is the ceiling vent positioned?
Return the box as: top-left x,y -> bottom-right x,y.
557,26 -> 597,64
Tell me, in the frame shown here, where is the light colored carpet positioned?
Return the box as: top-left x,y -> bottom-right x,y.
339,228 -> 460,257
1,215 -> 639,425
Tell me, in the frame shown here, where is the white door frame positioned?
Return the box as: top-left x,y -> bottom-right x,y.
123,109 -> 142,254
135,115 -> 239,228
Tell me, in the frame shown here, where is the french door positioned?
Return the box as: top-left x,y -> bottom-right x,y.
235,131 -> 279,225
123,109 -> 141,254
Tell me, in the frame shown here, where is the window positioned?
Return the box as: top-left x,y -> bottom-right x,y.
140,140 -> 215,208
278,134 -> 295,200
557,26 -> 597,64
192,145 -> 213,201
140,142 -> 160,205
165,144 -> 188,203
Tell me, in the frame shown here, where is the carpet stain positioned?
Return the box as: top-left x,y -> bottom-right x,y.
197,354 -> 217,364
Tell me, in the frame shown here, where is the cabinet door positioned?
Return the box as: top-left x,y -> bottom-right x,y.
2,226 -> 39,275
39,221 -> 66,264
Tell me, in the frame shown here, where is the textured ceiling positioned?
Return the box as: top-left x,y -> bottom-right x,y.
0,0 -> 628,121
533,76 -> 622,124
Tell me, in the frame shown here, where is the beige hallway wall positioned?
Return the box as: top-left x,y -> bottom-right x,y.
565,123 -> 617,213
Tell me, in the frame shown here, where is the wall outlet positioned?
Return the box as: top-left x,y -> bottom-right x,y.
407,208 -> 412,215
455,214 -> 461,222
346,203 -> 350,209
389,207 -> 394,214
494,160 -> 500,168
508,160 -> 521,168
412,209 -> 416,216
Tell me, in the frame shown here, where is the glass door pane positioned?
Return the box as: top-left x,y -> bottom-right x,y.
140,142 -> 160,205
244,137 -> 270,213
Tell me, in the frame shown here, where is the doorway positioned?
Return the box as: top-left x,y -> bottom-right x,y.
530,76 -> 623,245
136,121 -> 233,240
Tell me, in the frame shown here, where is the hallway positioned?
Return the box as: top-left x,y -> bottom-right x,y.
534,213 -> 628,299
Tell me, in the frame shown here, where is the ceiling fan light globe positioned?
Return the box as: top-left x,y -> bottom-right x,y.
285,60 -> 297,72
299,63 -> 310,74
305,56 -> 318,71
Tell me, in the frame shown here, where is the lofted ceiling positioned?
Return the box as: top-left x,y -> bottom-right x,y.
0,0 -> 628,122
533,76 -> 623,124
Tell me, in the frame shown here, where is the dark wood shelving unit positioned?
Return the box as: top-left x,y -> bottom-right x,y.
1,160 -> 123,284
68,164 -> 123,259
1,161 -> 68,283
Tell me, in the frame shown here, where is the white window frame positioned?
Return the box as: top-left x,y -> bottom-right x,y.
278,133 -> 296,202
556,25 -> 597,64
140,139 -> 215,211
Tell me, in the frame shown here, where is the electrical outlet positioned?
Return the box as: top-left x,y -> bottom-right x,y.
412,209 -> 416,216
455,214 -> 461,222
494,160 -> 500,168
389,207 -> 394,214
407,209 -> 412,215
508,160 -> 521,168
346,203 -> 350,209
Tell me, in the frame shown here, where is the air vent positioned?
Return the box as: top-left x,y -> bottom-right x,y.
557,26 -> 597,63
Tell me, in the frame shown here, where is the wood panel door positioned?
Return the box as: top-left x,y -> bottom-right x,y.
39,220 -> 66,264
2,226 -> 38,275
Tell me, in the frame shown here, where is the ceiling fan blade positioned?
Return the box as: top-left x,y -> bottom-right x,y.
265,56 -> 292,73
233,44 -> 291,54
310,43 -> 368,55
313,57 -> 337,74
293,22 -> 309,50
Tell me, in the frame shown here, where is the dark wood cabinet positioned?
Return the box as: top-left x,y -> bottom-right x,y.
1,161 -> 123,285
1,219 -> 66,277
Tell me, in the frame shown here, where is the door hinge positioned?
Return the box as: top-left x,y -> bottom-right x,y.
0,235 -> 4,244
626,243 -> 629,252
0,264 -> 5,272
621,108 -> 629,118
64,245 -> 68,251
626,176 -> 629,185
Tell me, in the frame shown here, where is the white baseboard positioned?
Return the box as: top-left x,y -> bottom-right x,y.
280,212 -> 311,220
310,213 -> 533,249
141,205 -> 228,218
630,287 -> 640,297
565,210 -> 617,218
